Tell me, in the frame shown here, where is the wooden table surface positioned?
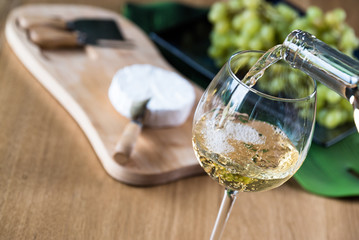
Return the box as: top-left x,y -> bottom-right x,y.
1,0 -> 358,239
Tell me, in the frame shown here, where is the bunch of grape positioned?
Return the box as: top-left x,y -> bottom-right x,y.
208,0 -> 358,129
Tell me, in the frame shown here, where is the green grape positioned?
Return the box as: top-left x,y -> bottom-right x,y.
332,8 -> 347,24
322,32 -> 336,45
307,6 -> 323,20
290,18 -> 310,30
241,9 -> 260,22
288,71 -> 301,87
339,28 -> 359,50
340,98 -> 354,112
268,77 -> 286,94
208,2 -> 228,23
276,3 -> 298,22
234,33 -> 250,49
270,63 -> 286,73
228,32 -> 239,45
242,18 -> 262,37
306,6 -> 325,28
248,36 -> 264,50
317,108 -> 328,126
243,0 -> 262,10
211,31 -> 231,48
339,108 -> 351,123
215,19 -> 231,34
232,13 -> 246,30
324,8 -> 346,26
326,89 -> 342,104
324,109 -> 345,129
328,27 -> 342,41
260,24 -> 275,43
228,0 -> 244,11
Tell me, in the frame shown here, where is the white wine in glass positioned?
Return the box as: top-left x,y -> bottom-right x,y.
192,50 -> 317,239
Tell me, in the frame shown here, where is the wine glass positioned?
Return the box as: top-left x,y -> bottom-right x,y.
192,50 -> 317,240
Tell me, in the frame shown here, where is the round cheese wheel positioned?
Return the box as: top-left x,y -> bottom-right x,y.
108,64 -> 196,128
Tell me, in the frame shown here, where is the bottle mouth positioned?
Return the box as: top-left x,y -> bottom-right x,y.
284,29 -> 359,89
283,30 -> 317,49
282,30 -> 317,70
228,50 -> 317,103
284,30 -> 316,45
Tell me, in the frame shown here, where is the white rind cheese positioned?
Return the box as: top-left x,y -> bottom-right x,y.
108,64 -> 196,128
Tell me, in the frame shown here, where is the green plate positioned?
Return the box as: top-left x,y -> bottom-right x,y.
123,2 -> 359,197
294,133 -> 359,197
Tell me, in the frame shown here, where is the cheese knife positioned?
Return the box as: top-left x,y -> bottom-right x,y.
18,16 -> 132,48
113,98 -> 150,165
27,26 -> 134,49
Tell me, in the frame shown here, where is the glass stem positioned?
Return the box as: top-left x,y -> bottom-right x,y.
210,189 -> 239,240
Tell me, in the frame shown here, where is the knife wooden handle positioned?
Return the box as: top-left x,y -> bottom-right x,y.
17,15 -> 67,29
28,26 -> 80,49
113,121 -> 142,165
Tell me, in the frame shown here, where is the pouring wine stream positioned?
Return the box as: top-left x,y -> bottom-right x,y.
226,30 -> 359,132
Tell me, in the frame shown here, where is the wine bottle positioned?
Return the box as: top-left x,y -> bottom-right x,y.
282,30 -> 359,131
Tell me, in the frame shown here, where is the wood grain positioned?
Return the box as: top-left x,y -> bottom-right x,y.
5,4 -> 204,186
1,0 -> 359,240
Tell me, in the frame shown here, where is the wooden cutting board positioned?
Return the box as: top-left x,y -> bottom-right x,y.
5,4 -> 204,186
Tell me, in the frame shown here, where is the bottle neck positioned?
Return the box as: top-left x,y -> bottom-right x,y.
283,30 -> 359,100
